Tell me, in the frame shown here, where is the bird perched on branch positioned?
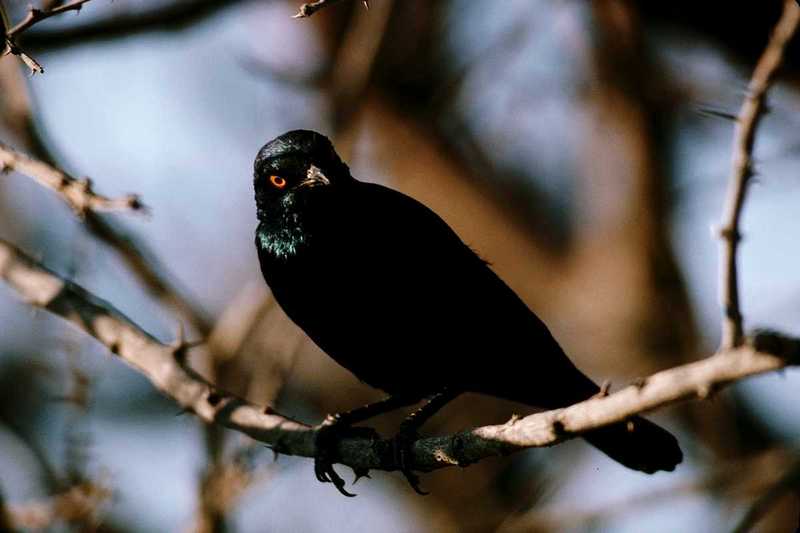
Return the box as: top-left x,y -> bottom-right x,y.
253,129 -> 682,496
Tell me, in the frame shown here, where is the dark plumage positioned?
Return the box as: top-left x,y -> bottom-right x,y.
253,130 -> 682,494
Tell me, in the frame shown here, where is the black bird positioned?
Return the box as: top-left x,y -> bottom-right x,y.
253,130 -> 682,495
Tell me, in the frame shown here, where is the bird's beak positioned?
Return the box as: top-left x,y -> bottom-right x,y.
297,165 -> 331,189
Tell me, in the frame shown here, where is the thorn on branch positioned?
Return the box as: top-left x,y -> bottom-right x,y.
126,194 -> 143,211
506,413 -> 522,426
170,322 -> 189,362
724,305 -> 743,324
696,384 -> 710,399
169,323 -> 203,362
552,419 -> 568,437
4,0 -> 92,74
717,226 -> 742,243
0,142 -> 147,216
206,390 -> 222,406
743,163 -> 757,180
594,380 -> 612,398
77,177 -> 92,192
698,107 -> 739,122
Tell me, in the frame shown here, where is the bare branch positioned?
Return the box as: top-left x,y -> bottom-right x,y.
19,0 -> 245,51
1,32 -> 213,372
6,0 -> 91,38
718,0 -> 800,349
1,239 -> 799,482
0,141 -> 144,216
0,67 -> 212,344
3,0 -> 92,73
293,0 -> 368,19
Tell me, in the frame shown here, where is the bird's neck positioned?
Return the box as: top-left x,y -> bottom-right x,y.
255,192 -> 312,260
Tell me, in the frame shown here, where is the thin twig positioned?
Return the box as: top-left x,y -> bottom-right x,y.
1,48 -> 213,348
294,0 -> 368,19
18,0 -> 243,51
718,0 -> 800,349
0,141 -> 144,216
1,238 -> 799,482
3,0 -> 92,73
6,0 -> 90,37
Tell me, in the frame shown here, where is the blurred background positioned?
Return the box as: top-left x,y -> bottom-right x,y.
1,0 -> 800,531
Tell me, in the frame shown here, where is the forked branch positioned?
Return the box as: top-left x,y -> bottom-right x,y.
2,0 -> 92,73
718,0 -> 800,349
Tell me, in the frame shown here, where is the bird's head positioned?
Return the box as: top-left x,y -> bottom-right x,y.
253,130 -> 351,216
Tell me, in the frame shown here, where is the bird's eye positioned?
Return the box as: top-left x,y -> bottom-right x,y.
270,175 -> 287,189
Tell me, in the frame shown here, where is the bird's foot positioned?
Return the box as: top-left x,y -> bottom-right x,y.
314,414 -> 377,497
391,425 -> 429,495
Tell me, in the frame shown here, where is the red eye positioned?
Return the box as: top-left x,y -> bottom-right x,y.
270,175 -> 287,189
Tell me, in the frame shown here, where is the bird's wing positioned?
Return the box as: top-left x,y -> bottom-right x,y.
325,182 -> 599,405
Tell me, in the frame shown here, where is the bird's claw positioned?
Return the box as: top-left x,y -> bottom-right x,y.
391,426 -> 429,495
314,417 -> 379,497
315,422 -> 357,497
315,456 -> 356,497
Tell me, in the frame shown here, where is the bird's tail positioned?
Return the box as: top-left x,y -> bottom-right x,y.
582,416 -> 683,474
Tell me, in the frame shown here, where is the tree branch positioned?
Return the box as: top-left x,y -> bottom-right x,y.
0,57 -> 213,344
1,238 -> 798,482
2,0 -> 91,73
18,0 -> 245,52
5,0 -> 90,39
0,141 -> 144,217
718,0 -> 800,349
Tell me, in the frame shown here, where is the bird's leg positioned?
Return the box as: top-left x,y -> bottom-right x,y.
315,394 -> 419,497
392,389 -> 460,495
